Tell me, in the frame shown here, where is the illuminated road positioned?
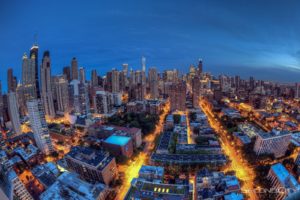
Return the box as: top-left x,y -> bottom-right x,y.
115,100 -> 170,200
200,99 -> 258,200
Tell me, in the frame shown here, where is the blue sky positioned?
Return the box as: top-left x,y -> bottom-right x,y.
0,0 -> 300,91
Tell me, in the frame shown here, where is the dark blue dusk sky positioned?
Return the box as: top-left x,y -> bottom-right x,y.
1,0 -> 300,91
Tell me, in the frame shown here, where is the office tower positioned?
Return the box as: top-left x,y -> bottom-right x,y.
7,92 -> 21,136
197,59 -> 203,75
71,57 -> 78,80
27,99 -> 54,155
69,80 -> 90,114
141,56 -> 146,72
169,81 -> 186,111
52,75 -> 69,115
65,146 -> 118,185
63,66 -> 71,82
91,69 -> 98,87
79,67 -> 86,83
30,44 -> 40,98
22,53 -> 37,101
94,90 -> 113,114
41,51 -> 55,118
148,67 -> 158,99
122,63 -> 128,76
7,68 -> 15,92
295,83 -> 300,99
192,76 -> 200,108
253,129 -> 291,158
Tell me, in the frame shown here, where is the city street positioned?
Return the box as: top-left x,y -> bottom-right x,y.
200,99 -> 258,200
115,100 -> 170,199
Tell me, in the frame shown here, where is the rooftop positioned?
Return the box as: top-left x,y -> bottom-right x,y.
40,172 -> 107,200
66,146 -> 112,170
271,163 -> 300,190
104,135 -> 131,146
139,165 -> 164,177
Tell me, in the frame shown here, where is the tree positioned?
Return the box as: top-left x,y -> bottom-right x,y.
173,114 -> 181,124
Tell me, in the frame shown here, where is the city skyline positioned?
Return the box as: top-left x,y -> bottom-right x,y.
1,0 -> 300,91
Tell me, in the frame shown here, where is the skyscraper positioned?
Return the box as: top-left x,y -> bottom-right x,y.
141,56 -> 146,72
7,92 -> 21,136
30,44 -> 40,98
197,59 -> 203,75
122,63 -> 128,77
192,76 -> 200,108
71,57 -> 79,80
22,53 -> 37,101
53,75 -> 69,115
169,81 -> 186,111
7,68 -> 15,92
69,80 -> 90,114
27,99 -> 54,155
63,66 -> 71,82
79,67 -> 86,83
41,51 -> 55,118
91,70 -> 98,87
148,67 -> 158,99
111,69 -> 120,93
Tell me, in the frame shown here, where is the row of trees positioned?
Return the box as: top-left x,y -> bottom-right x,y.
108,112 -> 159,134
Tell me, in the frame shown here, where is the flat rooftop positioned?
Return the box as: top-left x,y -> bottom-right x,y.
139,165 -> 164,177
104,135 -> 131,146
66,146 -> 112,169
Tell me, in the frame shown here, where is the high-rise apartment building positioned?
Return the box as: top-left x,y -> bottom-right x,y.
27,99 -> 54,155
254,129 -> 291,158
148,67 -> 158,99
79,67 -> 86,83
7,92 -> 21,136
52,75 -> 69,115
69,80 -> 90,114
63,66 -> 71,82
169,81 -> 186,111
91,69 -> 98,87
93,90 -> 113,114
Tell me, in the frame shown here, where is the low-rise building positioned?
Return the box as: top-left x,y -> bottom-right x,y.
65,146 -> 117,185
138,165 -> 164,182
32,162 -> 60,189
196,168 -> 243,200
125,178 -> 191,200
40,172 -> 109,200
103,135 -> 133,158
